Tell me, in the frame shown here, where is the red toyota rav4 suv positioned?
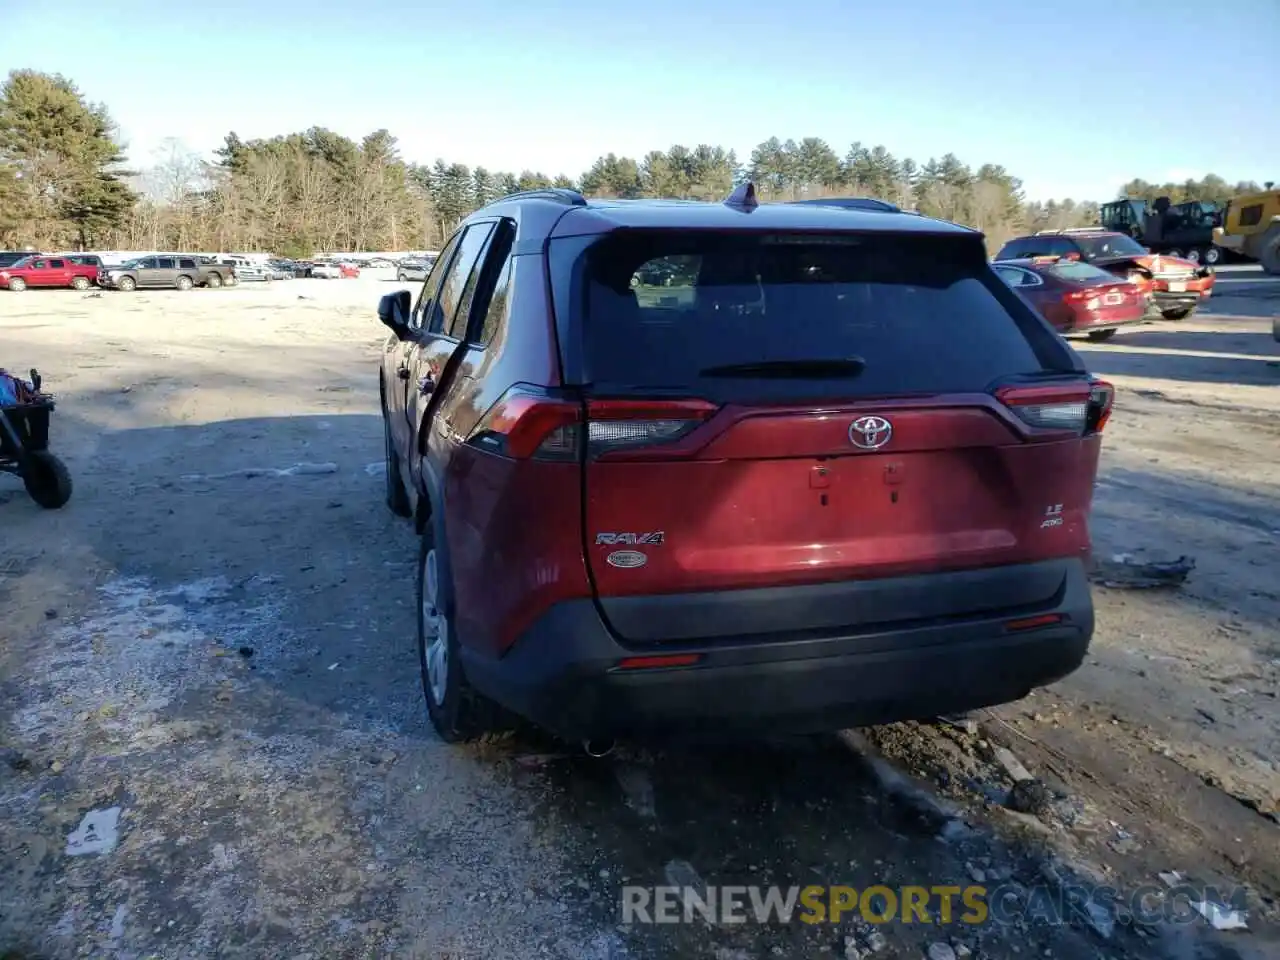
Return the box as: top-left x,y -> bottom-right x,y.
378,185 -> 1113,746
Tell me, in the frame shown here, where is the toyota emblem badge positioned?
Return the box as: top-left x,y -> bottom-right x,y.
849,415 -> 892,450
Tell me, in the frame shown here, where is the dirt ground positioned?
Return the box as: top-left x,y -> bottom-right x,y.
1,272 -> 1277,960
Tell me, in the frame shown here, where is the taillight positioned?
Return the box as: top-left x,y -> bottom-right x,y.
465,388 -> 718,461
585,398 -> 717,455
1064,287 -> 1102,311
466,385 -> 580,460
1085,378 -> 1114,434
995,383 -> 1092,433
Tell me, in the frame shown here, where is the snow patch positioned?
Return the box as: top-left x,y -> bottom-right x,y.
179,462 -> 339,481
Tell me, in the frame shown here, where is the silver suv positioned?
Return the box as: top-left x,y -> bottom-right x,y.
395,256 -> 436,283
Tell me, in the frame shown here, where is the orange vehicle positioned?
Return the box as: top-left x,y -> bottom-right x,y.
995,229 -> 1215,320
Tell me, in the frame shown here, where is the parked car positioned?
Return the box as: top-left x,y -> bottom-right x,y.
396,257 -> 436,283
366,257 -> 394,269
994,229 -> 1214,320
0,251 -> 35,269
992,258 -> 1149,341
377,185 -> 1114,746
311,262 -> 343,279
100,255 -> 235,291
266,260 -> 296,280
339,262 -> 360,278
0,255 -> 100,291
217,257 -> 271,282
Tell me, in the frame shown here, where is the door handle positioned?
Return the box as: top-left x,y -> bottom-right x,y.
397,366 -> 410,380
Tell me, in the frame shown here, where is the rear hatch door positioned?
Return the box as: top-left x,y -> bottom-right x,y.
557,228 -> 1097,644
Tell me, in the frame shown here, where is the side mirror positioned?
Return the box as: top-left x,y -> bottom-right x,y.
378,290 -> 412,338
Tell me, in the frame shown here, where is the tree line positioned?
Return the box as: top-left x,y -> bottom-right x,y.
0,69 -> 1269,256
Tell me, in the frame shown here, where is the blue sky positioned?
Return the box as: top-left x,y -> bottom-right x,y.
2,0 -> 1276,201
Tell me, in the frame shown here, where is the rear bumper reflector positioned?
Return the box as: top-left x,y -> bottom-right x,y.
1004,613 -> 1064,632
613,653 -> 703,671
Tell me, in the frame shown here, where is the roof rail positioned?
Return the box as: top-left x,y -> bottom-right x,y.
495,187 -> 587,207
1035,226 -> 1107,235
788,197 -> 901,213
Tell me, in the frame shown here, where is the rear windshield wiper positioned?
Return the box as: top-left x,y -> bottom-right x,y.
698,357 -> 867,379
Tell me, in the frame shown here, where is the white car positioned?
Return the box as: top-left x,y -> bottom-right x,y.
311,263 -> 343,279
217,257 -> 271,282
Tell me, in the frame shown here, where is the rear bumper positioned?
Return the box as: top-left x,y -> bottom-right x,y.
1072,313 -> 1148,333
462,559 -> 1094,741
1152,290 -> 1203,312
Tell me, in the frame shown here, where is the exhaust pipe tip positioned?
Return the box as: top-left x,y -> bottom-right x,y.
583,739 -> 615,758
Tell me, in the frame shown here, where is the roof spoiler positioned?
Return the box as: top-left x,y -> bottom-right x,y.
788,197 -> 901,213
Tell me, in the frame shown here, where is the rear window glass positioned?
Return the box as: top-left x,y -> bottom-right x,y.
1047,262 -> 1122,283
577,231 -> 1047,400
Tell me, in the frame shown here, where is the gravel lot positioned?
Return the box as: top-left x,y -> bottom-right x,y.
1,272 -> 1278,959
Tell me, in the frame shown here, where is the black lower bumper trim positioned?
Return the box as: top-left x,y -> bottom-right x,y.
461,560 -> 1094,741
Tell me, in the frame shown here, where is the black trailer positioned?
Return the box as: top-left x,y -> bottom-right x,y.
0,369 -> 73,509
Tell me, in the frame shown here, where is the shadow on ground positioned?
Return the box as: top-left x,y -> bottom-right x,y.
1104,328 -> 1280,355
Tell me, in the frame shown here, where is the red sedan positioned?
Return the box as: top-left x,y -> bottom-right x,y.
993,257 -> 1149,342
0,255 -> 100,291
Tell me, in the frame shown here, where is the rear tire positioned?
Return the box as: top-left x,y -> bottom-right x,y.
1185,248 -> 1201,263
1162,306 -> 1195,321
383,408 -> 411,517
8,277 -> 26,291
207,273 -> 223,289
1086,329 -> 1118,342
23,451 -> 73,509
1261,236 -> 1280,275
1203,246 -> 1222,265
175,275 -> 194,291
117,276 -> 136,292
1165,249 -> 1182,259
71,276 -> 90,290
417,525 -> 506,743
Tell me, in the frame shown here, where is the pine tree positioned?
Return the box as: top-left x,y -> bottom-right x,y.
0,69 -> 135,247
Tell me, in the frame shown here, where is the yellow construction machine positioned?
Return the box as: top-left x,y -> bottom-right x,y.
1213,184 -> 1280,273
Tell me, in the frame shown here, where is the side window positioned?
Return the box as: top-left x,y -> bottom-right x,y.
1046,238 -> 1076,258
156,257 -> 176,269
996,239 -> 1027,260
33,259 -> 48,269
449,223 -> 513,340
138,257 -> 157,269
411,232 -> 463,331
178,258 -> 197,269
430,222 -> 496,335
476,253 -> 514,346
48,259 -> 65,268
994,265 -> 1027,287
1239,204 -> 1263,228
